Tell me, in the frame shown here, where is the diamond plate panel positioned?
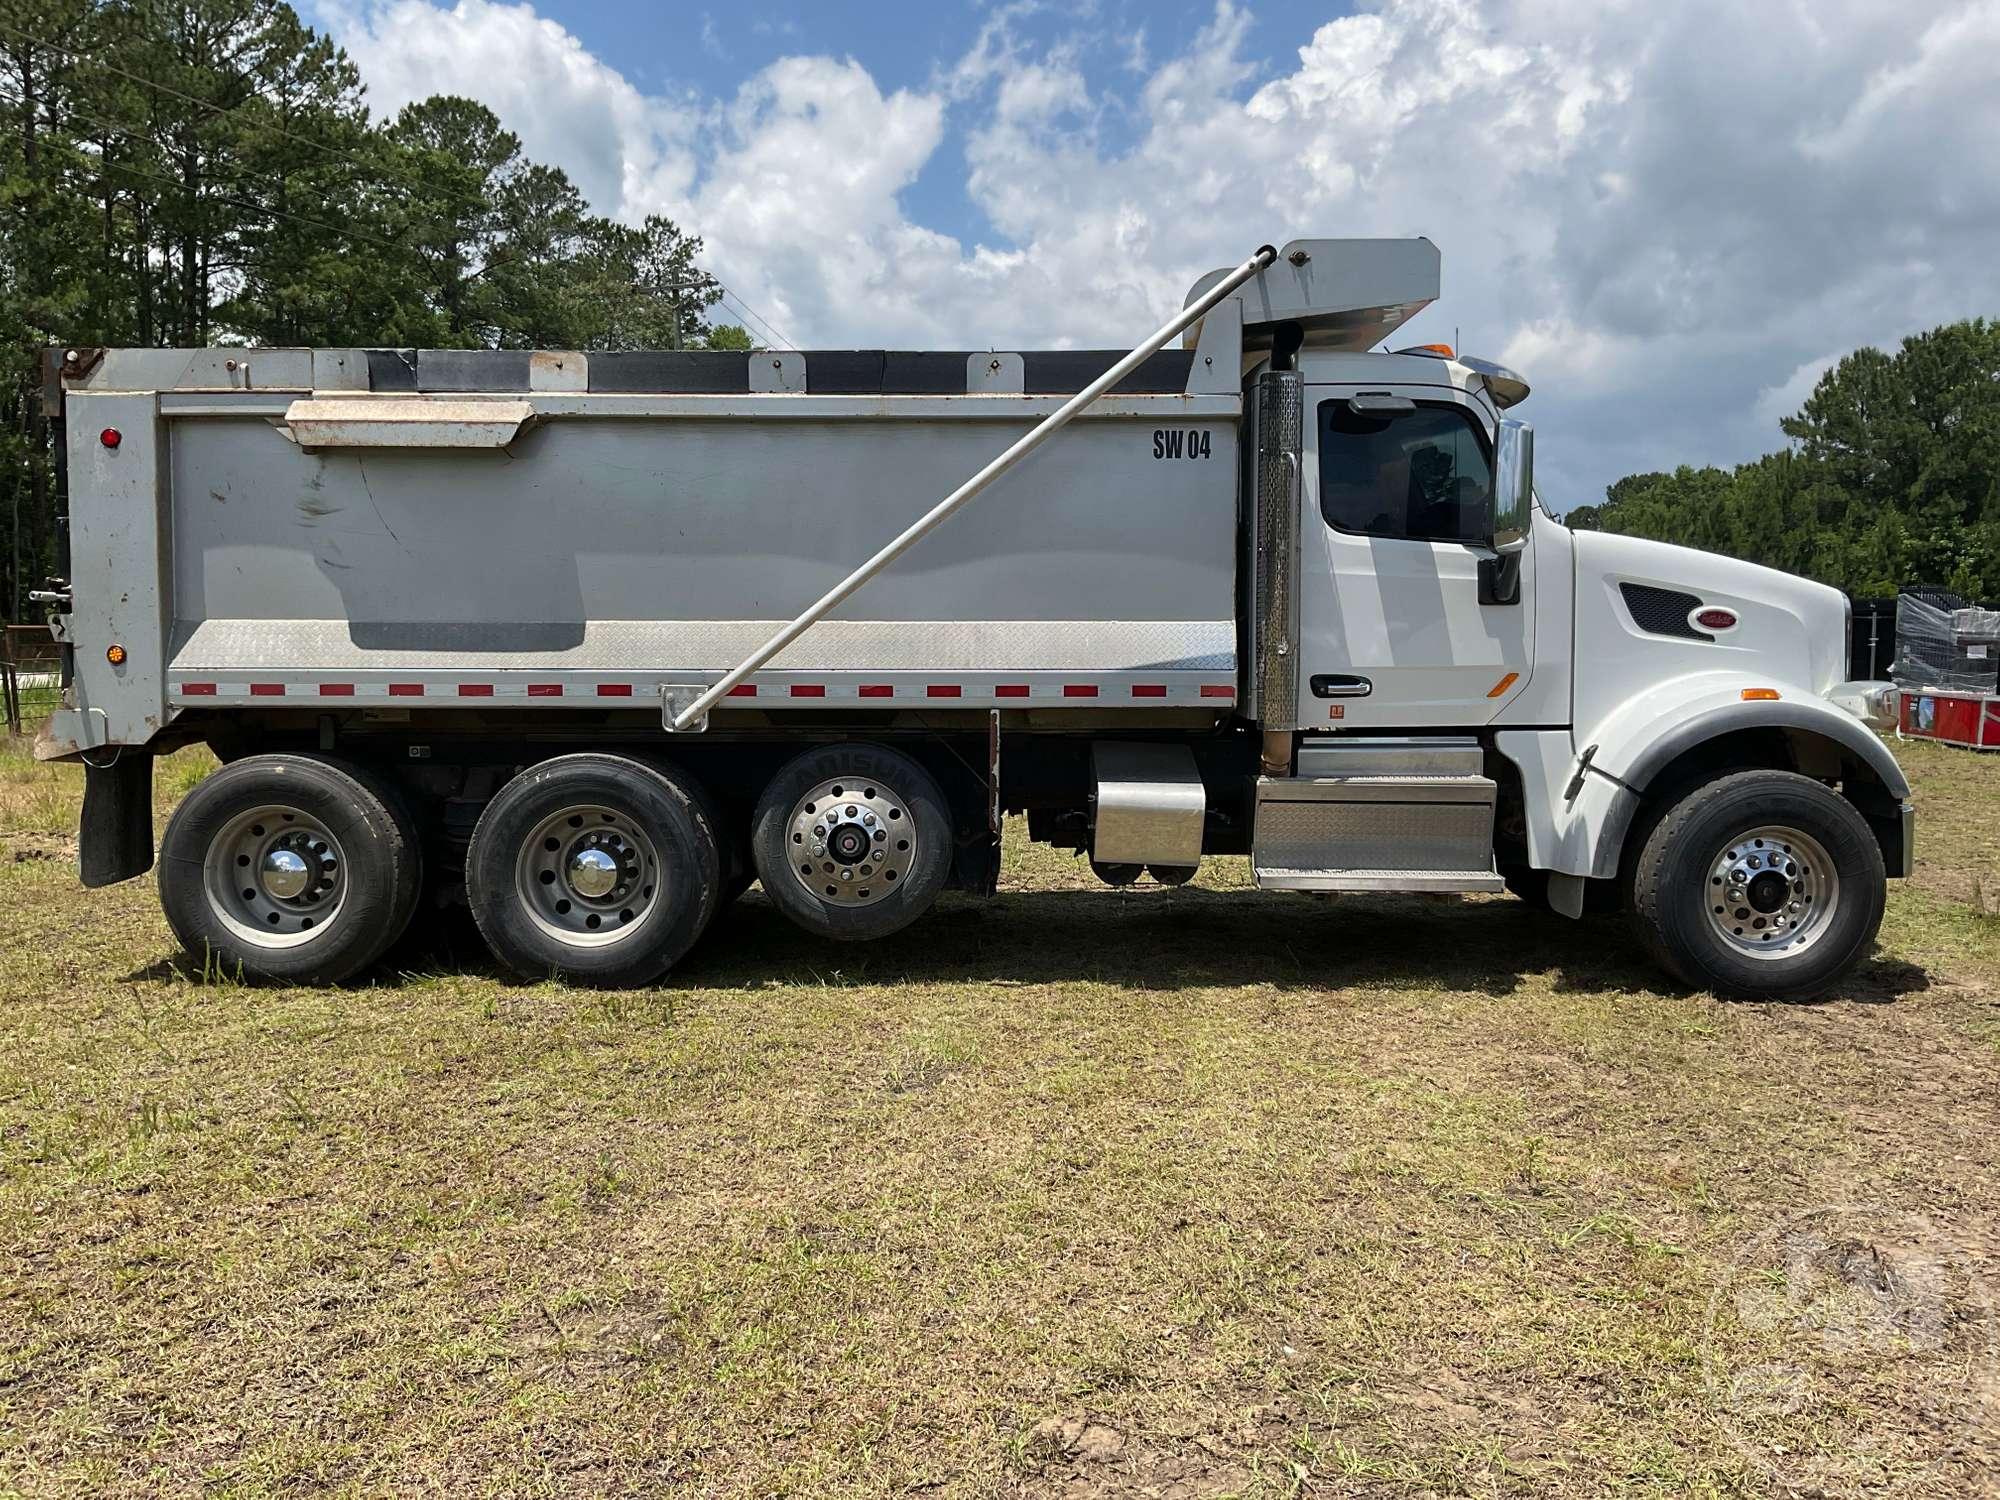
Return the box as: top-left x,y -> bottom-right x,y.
1254,791 -> 1494,876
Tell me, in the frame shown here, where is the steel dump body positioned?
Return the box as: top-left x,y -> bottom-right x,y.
173,394 -> 1239,687
59,362 -> 1244,748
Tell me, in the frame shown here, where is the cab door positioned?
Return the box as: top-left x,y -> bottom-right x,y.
1297,385 -> 1534,727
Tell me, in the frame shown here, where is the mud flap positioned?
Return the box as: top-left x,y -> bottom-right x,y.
80,755 -> 154,888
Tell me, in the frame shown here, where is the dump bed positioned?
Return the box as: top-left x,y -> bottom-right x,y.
50,345 -> 1243,751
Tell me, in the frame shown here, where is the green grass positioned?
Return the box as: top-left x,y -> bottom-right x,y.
0,737 -> 1996,1496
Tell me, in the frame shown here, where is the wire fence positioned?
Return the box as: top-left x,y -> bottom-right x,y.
3,625 -> 60,737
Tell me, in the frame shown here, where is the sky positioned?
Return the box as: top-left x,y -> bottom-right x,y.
306,0 -> 2000,511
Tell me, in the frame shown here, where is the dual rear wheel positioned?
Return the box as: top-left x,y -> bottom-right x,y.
465,753 -> 721,987
160,754 -> 423,985
158,743 -> 953,987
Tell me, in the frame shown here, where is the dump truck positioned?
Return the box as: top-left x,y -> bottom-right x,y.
34,239 -> 1912,998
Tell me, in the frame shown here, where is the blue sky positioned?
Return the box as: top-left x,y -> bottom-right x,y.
473,1 -> 1354,252
314,0 -> 2000,510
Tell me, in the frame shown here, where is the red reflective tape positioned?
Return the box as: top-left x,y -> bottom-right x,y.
790,684 -> 826,698
859,684 -> 893,698
249,683 -> 285,697
457,684 -> 493,698
995,684 -> 1030,698
527,683 -> 563,698
726,684 -> 757,698
181,682 -> 216,696
1131,684 -> 1167,698
319,683 -> 354,697
1062,684 -> 1099,698
596,683 -> 633,698
926,684 -> 962,698
1200,684 -> 1236,699
388,683 -> 424,697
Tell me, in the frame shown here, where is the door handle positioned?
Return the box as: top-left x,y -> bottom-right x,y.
1310,674 -> 1372,698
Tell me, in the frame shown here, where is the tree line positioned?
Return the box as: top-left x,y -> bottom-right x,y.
1567,318 -> 2000,601
0,0 -> 753,622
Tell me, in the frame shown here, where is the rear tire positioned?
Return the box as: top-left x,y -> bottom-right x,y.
158,753 -> 422,985
1628,770 -> 1884,1000
466,754 -> 720,987
750,742 -> 951,940
632,753 -> 740,935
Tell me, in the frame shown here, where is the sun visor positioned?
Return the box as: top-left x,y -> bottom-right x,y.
1185,238 -> 1441,353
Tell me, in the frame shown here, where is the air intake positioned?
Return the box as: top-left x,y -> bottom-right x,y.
1621,583 -> 1711,642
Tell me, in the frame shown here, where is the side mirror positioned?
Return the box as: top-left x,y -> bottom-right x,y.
1491,418 -> 1533,555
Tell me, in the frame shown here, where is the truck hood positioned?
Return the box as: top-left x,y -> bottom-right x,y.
1571,530 -> 1849,696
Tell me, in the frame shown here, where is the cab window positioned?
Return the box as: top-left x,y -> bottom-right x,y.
1317,398 -> 1492,544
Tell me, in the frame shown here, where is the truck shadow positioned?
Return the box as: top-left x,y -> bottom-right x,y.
376,884 -> 1929,1007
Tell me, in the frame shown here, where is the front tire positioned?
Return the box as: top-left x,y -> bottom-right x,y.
158,754 -> 422,984
1628,770 -> 1885,1000
750,742 -> 951,940
466,754 -> 720,986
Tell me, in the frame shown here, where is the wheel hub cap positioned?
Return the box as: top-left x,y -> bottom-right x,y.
1746,869 -> 1788,914
260,846 -> 312,901
786,777 -> 917,908
567,845 -> 621,898
1705,825 -> 1841,960
515,805 -> 661,947
201,806 -> 346,950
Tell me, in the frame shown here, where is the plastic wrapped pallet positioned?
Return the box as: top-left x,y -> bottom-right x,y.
1894,589 -> 2000,694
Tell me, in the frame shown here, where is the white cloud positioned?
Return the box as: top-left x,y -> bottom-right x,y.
314,0 -> 2000,506
319,0 -> 697,213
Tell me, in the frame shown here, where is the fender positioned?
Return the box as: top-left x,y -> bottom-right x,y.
1499,674 -> 1909,887
1592,675 -> 1908,802
1617,693 -> 1909,801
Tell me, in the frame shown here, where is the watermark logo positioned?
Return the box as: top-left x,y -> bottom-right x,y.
1703,1203 -> 1999,1495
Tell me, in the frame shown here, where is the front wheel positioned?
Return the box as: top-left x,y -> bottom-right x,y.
1628,770 -> 1885,1000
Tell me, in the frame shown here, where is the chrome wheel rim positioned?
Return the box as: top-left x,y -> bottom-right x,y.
202,804 -> 345,950
514,803 -> 661,948
784,776 -> 915,908
1704,824 -> 1840,960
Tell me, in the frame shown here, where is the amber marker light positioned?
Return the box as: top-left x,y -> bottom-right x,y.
106,644 -> 127,665
1740,688 -> 1780,701
1487,671 -> 1520,698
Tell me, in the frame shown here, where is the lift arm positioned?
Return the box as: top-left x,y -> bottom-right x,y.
665,243 -> 1278,731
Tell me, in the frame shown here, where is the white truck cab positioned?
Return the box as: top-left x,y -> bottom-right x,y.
38,238 -> 1911,999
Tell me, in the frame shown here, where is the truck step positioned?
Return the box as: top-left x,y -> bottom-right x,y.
1255,867 -> 1507,893
1252,765 -> 1501,893
1295,735 -> 1484,779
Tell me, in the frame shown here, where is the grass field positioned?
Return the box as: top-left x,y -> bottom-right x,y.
1,735 -> 1996,1497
